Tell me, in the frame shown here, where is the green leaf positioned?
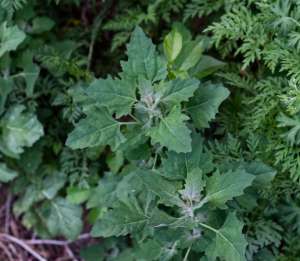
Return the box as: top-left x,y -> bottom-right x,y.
0,22 -> 26,57
149,106 -> 192,153
190,55 -> 226,79
91,200 -> 150,237
160,78 -> 199,107
67,187 -> 90,204
174,40 -> 203,72
87,77 -> 136,118
0,105 -> 44,157
138,170 -> 183,207
204,169 -> 255,208
66,107 -> 125,150
31,16 -> 55,34
203,212 -> 247,261
180,168 -> 205,202
106,150 -> 124,173
42,172 -> 66,200
121,26 -> 167,82
161,133 -> 214,180
163,29 -> 182,62
187,82 -> 229,128
0,163 -> 18,182
41,197 -> 83,240
17,50 -> 40,97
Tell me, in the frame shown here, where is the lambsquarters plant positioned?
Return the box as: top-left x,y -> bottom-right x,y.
66,26 -> 272,260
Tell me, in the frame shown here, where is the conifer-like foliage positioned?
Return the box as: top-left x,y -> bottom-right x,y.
0,0 -> 299,260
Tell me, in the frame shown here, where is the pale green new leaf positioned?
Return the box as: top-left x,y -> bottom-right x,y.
66,107 -> 125,150
174,40 -> 203,72
121,26 -> 167,82
179,168 -> 205,202
204,169 -> 254,208
0,22 -> 26,57
42,197 -> 83,240
204,212 -> 247,261
160,78 -> 199,107
0,105 -> 44,157
163,29 -> 182,62
149,106 -> 192,153
187,82 -> 229,128
0,163 -> 18,182
86,77 -> 136,118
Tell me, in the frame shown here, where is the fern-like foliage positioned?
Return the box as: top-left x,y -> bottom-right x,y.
0,0 -> 27,15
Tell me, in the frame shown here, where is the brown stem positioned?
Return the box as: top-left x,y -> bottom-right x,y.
0,233 -> 47,261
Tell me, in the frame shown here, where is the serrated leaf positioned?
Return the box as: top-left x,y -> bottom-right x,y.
91,200 -> 150,237
121,26 -> 167,82
161,133 -> 214,180
0,105 -> 44,157
180,168 -> 205,202
0,22 -> 26,57
41,197 -> 83,240
163,29 -> 182,62
204,169 -> 254,208
149,106 -> 191,153
138,170 -> 183,207
0,163 -> 18,182
87,77 -> 137,118
187,82 -> 229,128
160,78 -> 199,107
204,212 -> 247,261
66,107 -> 125,150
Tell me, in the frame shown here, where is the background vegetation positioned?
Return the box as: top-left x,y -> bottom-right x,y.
0,0 -> 300,260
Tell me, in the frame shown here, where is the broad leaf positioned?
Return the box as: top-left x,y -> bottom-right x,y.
0,22 -> 26,57
121,26 -> 167,82
17,50 -> 40,97
92,198 -> 154,237
0,105 -> 44,157
190,55 -> 226,79
87,77 -> 137,118
174,40 -> 203,72
149,106 -> 192,153
161,133 -> 214,180
41,197 -> 83,240
204,212 -> 247,261
187,82 -> 229,128
92,196 -> 174,238
160,78 -> 199,107
204,169 -> 255,208
138,170 -> 183,207
0,163 -> 18,182
66,107 -> 125,150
